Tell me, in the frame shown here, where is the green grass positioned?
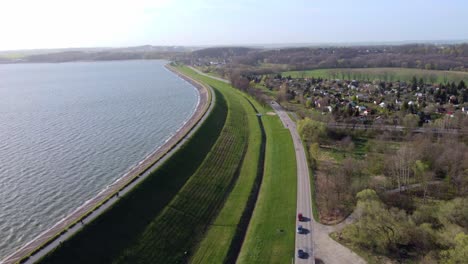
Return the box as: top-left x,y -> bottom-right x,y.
282,67 -> 468,83
190,96 -> 262,263
302,140 -> 320,222
115,83 -> 249,263
178,67 -> 265,263
179,67 -> 298,263
237,114 -> 297,264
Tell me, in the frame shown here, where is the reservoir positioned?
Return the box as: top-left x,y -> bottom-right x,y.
0,60 -> 198,258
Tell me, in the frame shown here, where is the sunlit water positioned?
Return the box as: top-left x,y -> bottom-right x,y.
0,60 -> 198,258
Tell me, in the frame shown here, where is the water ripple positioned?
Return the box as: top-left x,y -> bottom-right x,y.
0,60 -> 198,259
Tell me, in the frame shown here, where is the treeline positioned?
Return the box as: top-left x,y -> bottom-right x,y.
229,71 -> 271,106
189,44 -> 468,75
22,51 -> 178,63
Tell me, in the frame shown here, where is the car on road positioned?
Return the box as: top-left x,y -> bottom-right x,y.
298,213 -> 304,221
297,249 -> 307,258
297,225 -> 303,234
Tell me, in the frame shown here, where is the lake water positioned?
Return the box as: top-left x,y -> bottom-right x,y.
0,60 -> 198,258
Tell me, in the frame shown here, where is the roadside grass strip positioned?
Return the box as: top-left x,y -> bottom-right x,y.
237,115 -> 297,264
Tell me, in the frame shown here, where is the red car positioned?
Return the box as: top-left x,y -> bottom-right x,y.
298,213 -> 303,221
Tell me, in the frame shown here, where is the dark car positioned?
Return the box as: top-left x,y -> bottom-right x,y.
297,225 -> 303,234
297,249 -> 307,258
298,213 -> 303,221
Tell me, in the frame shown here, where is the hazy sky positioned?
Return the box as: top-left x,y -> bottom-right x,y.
2,0 -> 468,50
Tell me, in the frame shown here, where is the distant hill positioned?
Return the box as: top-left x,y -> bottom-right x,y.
192,47 -> 255,59
0,45 -> 195,63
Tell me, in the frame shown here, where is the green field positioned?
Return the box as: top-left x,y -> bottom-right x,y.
282,67 -> 468,83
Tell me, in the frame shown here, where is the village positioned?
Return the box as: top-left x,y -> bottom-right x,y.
259,73 -> 468,127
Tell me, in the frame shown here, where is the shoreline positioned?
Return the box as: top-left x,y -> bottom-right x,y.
1,64 -> 213,264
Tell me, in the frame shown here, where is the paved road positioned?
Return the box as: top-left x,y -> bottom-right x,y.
189,67 -> 230,83
1,66 -> 213,264
270,101 -> 315,264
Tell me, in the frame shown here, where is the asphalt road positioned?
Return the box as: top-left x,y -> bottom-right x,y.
270,101 -> 315,264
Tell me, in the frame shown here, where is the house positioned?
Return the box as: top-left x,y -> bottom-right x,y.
462,107 -> 468,115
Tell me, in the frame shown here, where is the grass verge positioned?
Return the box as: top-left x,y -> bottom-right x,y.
237,113 -> 297,264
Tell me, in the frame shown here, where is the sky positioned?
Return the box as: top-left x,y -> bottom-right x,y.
1,0 -> 468,50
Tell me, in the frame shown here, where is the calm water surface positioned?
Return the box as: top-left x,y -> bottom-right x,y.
0,60 -> 198,258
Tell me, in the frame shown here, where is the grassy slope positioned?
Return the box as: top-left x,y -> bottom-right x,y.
283,67 -> 468,83
179,67 -> 298,264
237,114 -> 297,264
39,74 -> 229,263
190,95 -> 261,263
178,67 -> 263,263
114,78 -> 250,263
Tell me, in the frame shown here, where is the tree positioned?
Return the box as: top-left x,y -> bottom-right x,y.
297,118 -> 326,144
308,142 -> 320,170
412,160 -> 433,202
440,233 -> 468,264
403,114 -> 420,131
419,77 -> 425,88
412,76 -> 418,91
276,82 -> 292,102
341,189 -> 410,255
386,146 -> 417,191
457,80 -> 466,90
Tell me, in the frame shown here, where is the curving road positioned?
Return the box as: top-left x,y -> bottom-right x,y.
270,101 -> 315,264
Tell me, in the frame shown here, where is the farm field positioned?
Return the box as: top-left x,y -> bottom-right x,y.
282,67 -> 468,83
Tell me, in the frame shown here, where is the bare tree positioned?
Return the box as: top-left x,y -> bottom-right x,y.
387,146 -> 417,191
